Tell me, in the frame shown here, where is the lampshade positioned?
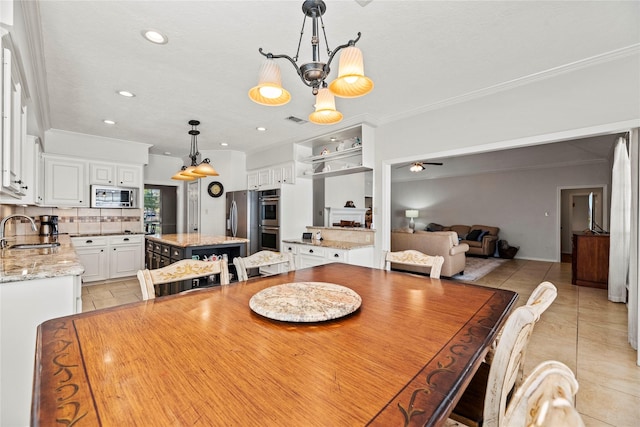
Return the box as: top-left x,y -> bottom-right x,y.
409,162 -> 425,172
181,165 -> 206,178
171,167 -> 196,181
308,88 -> 343,125
328,46 -> 374,98
194,160 -> 219,176
405,210 -> 419,218
248,59 -> 291,106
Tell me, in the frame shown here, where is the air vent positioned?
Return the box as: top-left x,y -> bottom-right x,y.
285,116 -> 307,124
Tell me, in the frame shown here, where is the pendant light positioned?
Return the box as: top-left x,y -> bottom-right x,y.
171,120 -> 219,180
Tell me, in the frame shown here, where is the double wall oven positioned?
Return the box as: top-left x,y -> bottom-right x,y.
258,189 -> 280,252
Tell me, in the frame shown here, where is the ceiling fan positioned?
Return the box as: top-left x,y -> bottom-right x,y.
396,161 -> 444,172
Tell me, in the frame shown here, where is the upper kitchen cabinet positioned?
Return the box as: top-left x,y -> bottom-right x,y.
247,162 -> 295,190
297,123 -> 375,179
89,161 -> 141,188
43,154 -> 88,207
1,32 -> 29,198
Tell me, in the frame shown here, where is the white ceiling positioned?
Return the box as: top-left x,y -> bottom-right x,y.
30,0 -> 639,161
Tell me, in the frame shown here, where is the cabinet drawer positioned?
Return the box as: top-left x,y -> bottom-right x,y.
109,235 -> 143,246
71,236 -> 108,247
298,246 -> 325,257
146,240 -> 155,252
153,242 -> 162,253
283,244 -> 298,255
161,244 -> 171,256
170,246 -> 184,260
325,249 -> 347,263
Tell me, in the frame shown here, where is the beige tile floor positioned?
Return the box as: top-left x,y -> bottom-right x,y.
81,259 -> 640,426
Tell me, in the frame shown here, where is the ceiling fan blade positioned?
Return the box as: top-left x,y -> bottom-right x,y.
422,162 -> 443,166
395,161 -> 443,169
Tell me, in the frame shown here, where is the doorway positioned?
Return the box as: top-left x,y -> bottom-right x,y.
559,186 -> 606,260
144,185 -> 178,234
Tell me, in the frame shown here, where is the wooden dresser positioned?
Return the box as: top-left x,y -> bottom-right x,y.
571,233 -> 610,289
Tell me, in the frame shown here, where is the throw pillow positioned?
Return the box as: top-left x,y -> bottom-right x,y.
466,229 -> 482,241
478,230 -> 489,241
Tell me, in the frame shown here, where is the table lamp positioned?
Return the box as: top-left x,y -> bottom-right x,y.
405,210 -> 419,230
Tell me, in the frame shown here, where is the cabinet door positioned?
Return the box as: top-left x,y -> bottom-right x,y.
1,47 -> 23,196
110,244 -> 143,278
247,171 -> 259,190
44,157 -> 87,206
274,163 -> 295,185
117,165 -> 141,187
89,162 -> 114,185
76,246 -> 108,282
257,169 -> 273,187
298,253 -> 326,269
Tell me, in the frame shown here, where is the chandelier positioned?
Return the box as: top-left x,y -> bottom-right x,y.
171,120 -> 219,180
248,0 -> 373,125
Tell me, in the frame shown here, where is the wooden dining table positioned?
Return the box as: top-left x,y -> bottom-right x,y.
32,263 -> 516,426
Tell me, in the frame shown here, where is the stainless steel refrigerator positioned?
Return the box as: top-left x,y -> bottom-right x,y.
226,190 -> 259,255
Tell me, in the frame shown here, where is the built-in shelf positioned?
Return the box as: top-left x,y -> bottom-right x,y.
302,146 -> 363,163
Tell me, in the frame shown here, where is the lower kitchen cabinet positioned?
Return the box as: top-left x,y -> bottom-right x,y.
282,242 -> 373,269
72,234 -> 144,282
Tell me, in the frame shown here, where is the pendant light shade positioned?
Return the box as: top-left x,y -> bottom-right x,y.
308,87 -> 343,125
181,165 -> 206,178
194,159 -> 219,176
171,167 -> 196,181
329,46 -> 374,98
248,59 -> 291,106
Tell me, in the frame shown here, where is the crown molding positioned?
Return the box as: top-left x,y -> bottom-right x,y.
21,0 -> 50,132
380,44 -> 640,126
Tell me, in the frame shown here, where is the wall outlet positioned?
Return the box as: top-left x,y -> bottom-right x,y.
365,234 -> 371,242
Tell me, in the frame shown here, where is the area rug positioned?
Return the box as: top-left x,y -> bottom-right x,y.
451,257 -> 508,282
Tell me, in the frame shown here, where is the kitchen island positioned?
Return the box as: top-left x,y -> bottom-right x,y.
0,234 -> 84,427
145,233 -> 249,290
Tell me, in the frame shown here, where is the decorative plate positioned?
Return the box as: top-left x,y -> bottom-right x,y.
249,282 -> 362,323
207,181 -> 224,198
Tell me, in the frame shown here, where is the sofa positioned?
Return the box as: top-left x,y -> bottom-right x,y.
439,224 -> 500,257
391,230 -> 469,277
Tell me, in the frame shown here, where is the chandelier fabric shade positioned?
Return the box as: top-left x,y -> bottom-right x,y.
248,59 -> 291,106
171,120 -> 219,181
249,0 -> 373,124
309,87 -> 343,125
328,46 -> 373,98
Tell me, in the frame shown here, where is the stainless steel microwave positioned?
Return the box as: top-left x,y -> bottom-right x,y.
91,185 -> 138,208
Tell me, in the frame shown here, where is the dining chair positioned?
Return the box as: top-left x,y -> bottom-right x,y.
379,249 -> 445,279
448,304 -> 537,427
137,258 -> 230,300
503,360 -> 584,427
233,250 -> 296,282
485,281 -> 558,385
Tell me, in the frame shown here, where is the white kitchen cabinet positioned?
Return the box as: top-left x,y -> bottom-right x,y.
72,236 -> 109,282
0,274 -> 81,427
43,155 -> 88,206
248,163 -> 295,190
109,234 -> 143,278
1,33 -> 29,198
90,162 -> 141,187
72,234 -> 143,282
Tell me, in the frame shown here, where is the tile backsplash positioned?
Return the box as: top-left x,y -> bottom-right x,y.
4,206 -> 142,236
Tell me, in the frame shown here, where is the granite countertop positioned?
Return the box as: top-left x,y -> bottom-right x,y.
306,226 -> 375,232
69,231 -> 146,238
282,239 -> 374,250
145,233 -> 249,248
0,235 -> 84,284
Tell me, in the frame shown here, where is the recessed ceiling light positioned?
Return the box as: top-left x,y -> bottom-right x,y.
164,151 -> 172,155
117,90 -> 135,97
141,29 -> 168,44
256,127 -> 267,132
220,142 -> 229,147
330,137 -> 338,142
103,119 -> 116,125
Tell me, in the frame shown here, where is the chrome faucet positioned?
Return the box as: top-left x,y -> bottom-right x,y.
0,214 -> 38,249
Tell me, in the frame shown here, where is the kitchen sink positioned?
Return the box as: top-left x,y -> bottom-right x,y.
9,242 -> 61,249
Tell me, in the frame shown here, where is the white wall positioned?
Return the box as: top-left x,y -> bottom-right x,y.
391,163 -> 611,261
325,173 -> 366,210
198,150 -> 246,236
